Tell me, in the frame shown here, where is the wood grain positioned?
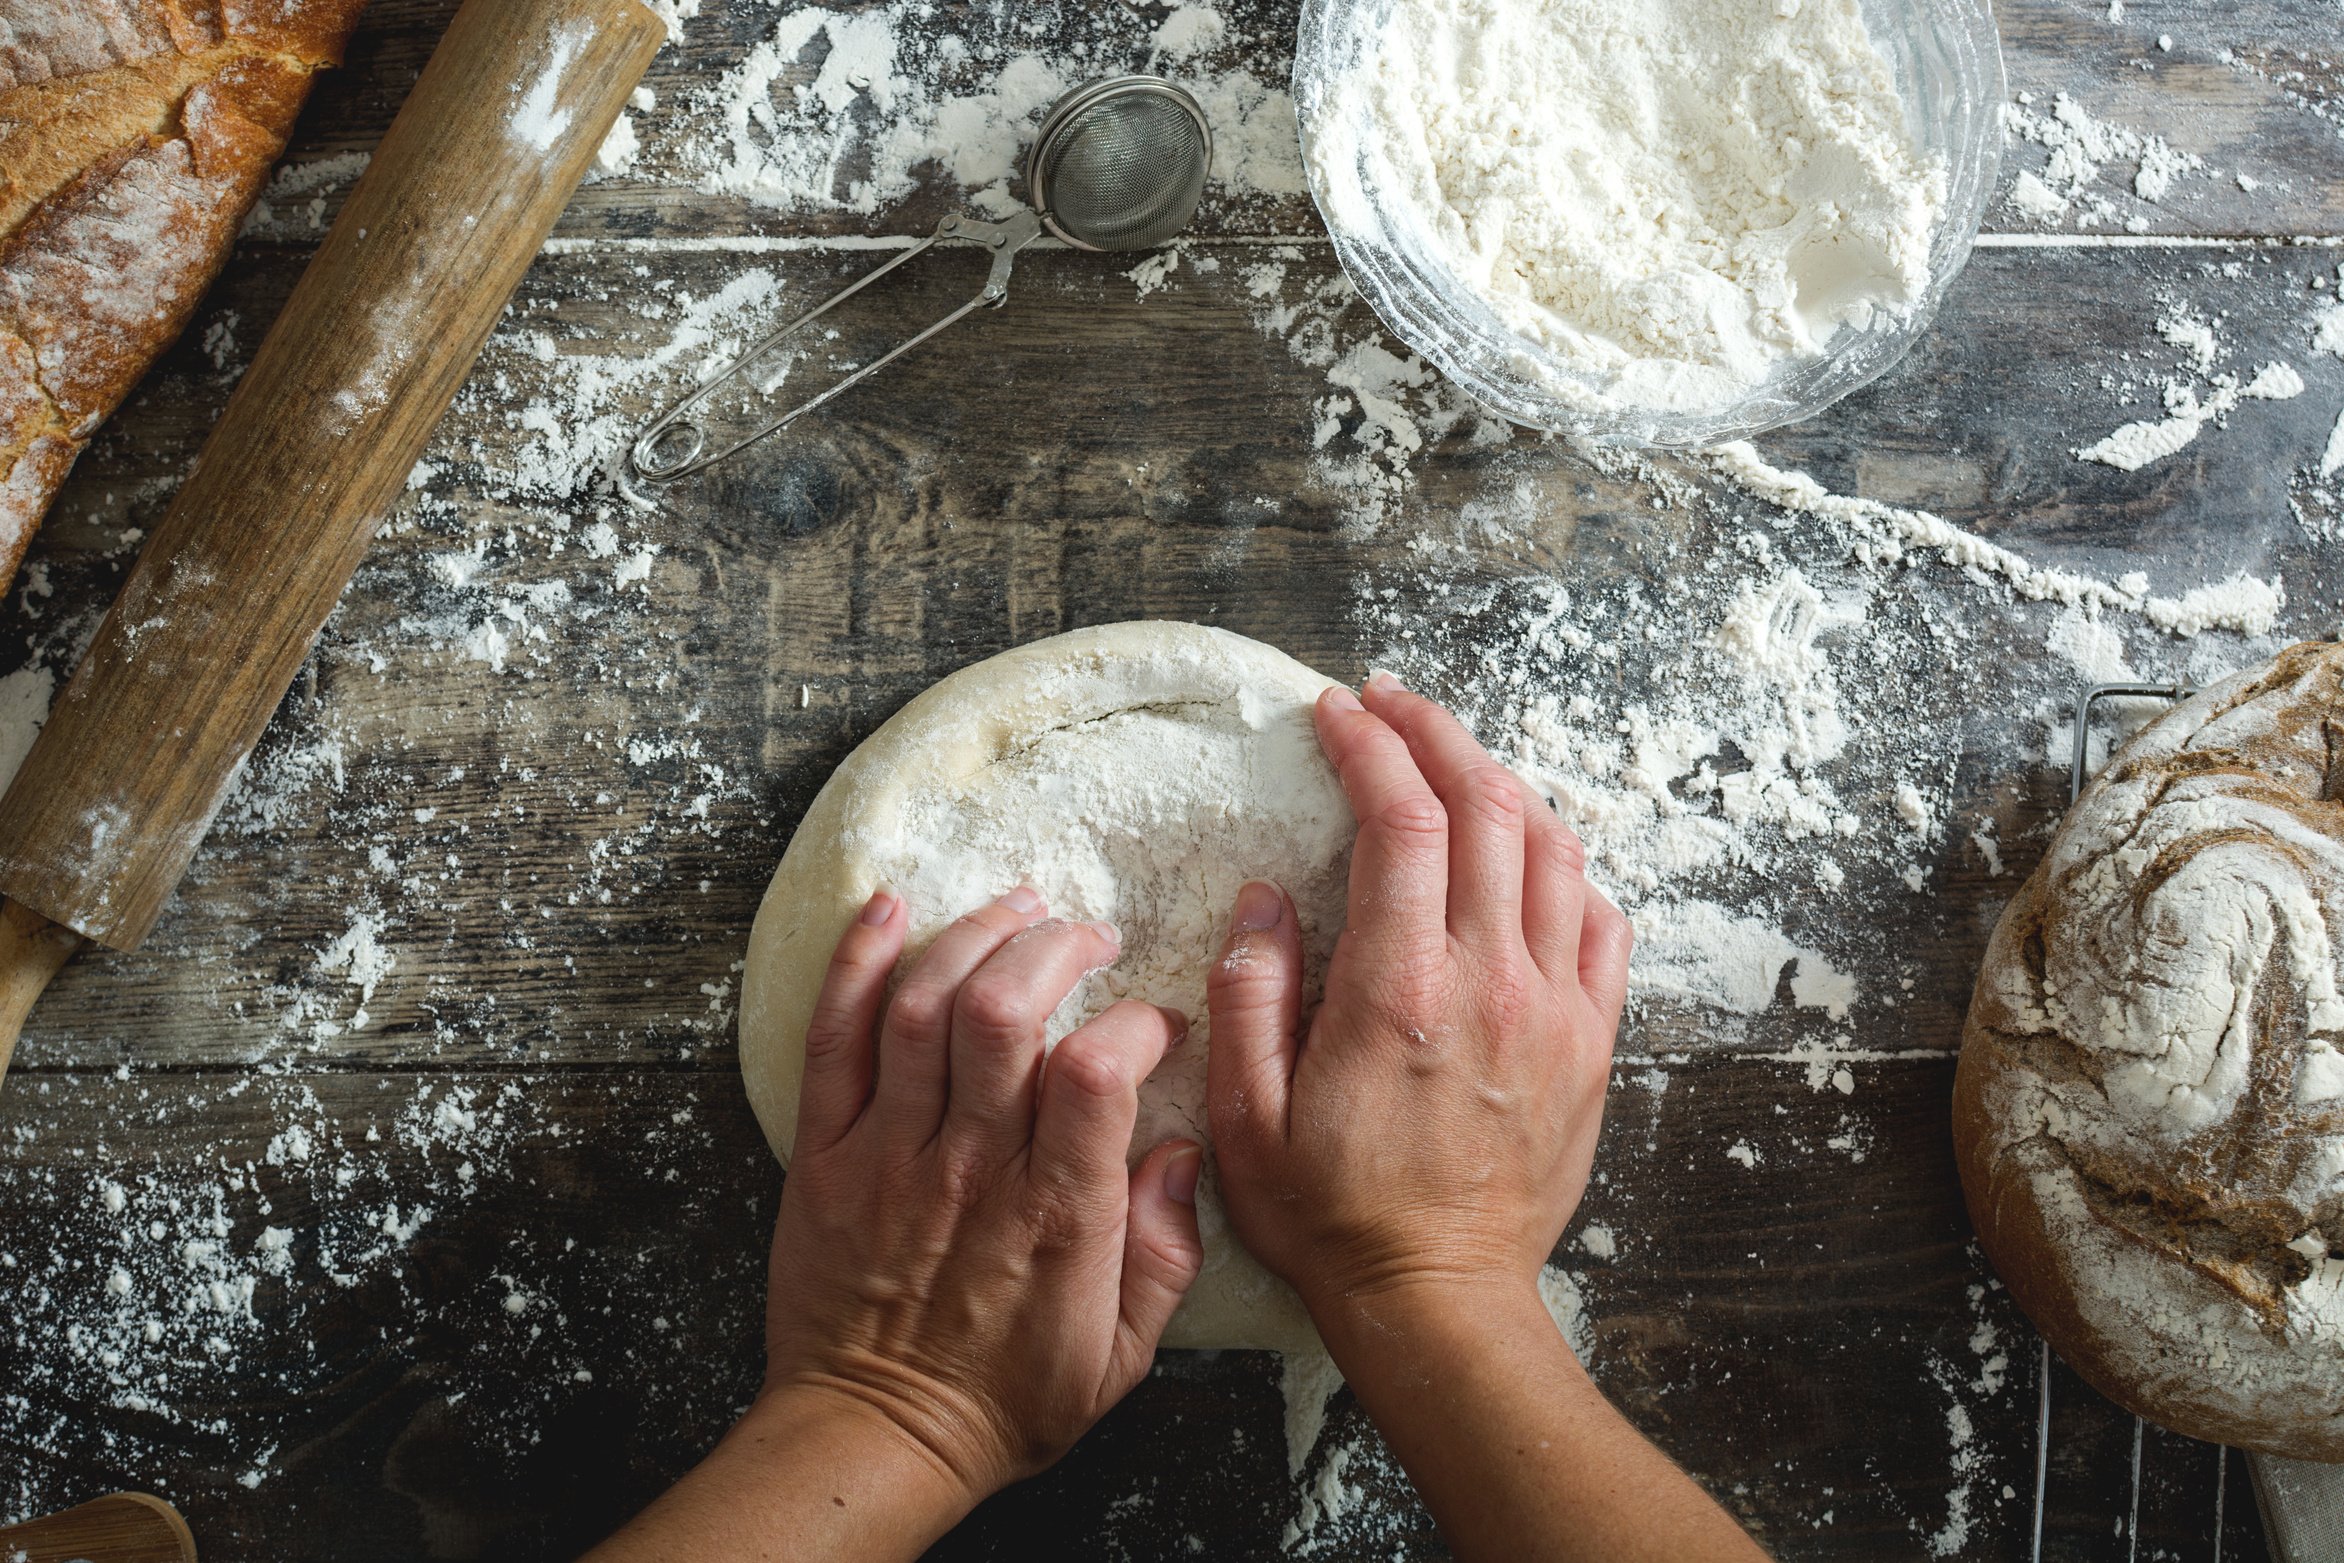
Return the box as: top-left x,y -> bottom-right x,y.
1,0 -> 2337,1557
0,1057 -> 2268,1562
252,0 -> 2344,244
7,241 -> 2338,1072
0,0 -> 664,951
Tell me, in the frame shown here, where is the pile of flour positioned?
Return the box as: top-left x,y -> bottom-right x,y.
1308,0 -> 1948,413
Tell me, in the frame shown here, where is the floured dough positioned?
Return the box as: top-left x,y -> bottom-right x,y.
739,621 -> 1355,1350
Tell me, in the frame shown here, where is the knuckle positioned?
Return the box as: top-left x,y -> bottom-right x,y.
934,1143 -> 997,1210
824,938 -> 880,986
1372,791 -> 1448,847
1476,959 -> 1534,1034
803,1007 -> 857,1058
954,973 -> 1040,1042
887,980 -> 953,1042
1051,1040 -> 1131,1102
951,904 -> 1015,937
1550,820 -> 1588,873
1024,1174 -> 1105,1252
1460,764 -> 1525,825
1134,1218 -> 1202,1279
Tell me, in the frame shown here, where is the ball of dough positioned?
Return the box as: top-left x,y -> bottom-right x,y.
1954,642 -> 2344,1458
739,622 -> 1355,1351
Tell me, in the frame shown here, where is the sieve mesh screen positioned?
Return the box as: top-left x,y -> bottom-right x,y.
1036,91 -> 1209,251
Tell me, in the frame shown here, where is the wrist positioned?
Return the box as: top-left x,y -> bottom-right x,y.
733,1378 -> 989,1525
1307,1269 -> 1568,1377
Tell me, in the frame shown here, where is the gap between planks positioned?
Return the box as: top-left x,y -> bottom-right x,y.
4,1046 -> 1959,1078
528,231 -> 2344,257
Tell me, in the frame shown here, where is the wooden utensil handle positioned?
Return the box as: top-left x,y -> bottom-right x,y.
0,1491 -> 197,1562
0,0 -> 664,952
0,895 -> 82,1085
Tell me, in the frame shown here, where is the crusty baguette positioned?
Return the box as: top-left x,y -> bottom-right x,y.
1954,641 -> 2344,1459
0,0 -> 367,600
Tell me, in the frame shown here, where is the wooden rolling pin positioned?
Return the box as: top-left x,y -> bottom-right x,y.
0,1492 -> 196,1563
0,0 -> 664,1085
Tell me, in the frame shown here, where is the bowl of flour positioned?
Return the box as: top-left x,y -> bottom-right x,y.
1295,0 -> 2004,446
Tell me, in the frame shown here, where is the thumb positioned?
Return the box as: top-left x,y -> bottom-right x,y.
1110,1139 -> 1206,1385
1206,880 -> 1303,1149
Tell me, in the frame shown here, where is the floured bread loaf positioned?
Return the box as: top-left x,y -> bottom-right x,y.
0,0 -> 367,598
1955,641 -> 2344,1458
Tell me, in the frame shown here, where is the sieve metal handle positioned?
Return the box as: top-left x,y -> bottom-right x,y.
629,210 -> 1043,482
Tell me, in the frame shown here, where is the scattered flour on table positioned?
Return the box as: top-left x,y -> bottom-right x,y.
1277,1264 -> 1593,1551
2313,287 -> 2344,481
13,2 -> 2337,1539
0,1066 -> 737,1497
2075,359 -> 2305,470
0,663 -> 55,790
1307,0 -> 1946,414
680,1 -> 1300,221
1917,1282 -> 2013,1556
2001,92 -> 2207,230
1707,442 -> 2284,636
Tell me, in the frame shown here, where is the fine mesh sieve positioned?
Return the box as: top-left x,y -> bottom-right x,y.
1028,77 -> 1213,251
630,75 -> 1214,482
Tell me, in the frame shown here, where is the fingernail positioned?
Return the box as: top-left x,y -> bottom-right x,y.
1367,670 -> 1404,693
1002,886 -> 1044,914
1233,880 -> 1285,932
1159,1007 -> 1191,1045
1088,919 -> 1120,946
1323,685 -> 1363,713
1163,1145 -> 1202,1206
858,888 -> 898,925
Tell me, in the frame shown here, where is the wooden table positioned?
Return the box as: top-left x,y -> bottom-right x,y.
4,1 -> 2339,1557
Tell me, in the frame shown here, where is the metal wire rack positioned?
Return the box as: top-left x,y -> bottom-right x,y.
2039,681 -> 2228,1563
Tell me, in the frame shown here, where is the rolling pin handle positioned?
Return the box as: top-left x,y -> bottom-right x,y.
0,895 -> 84,1088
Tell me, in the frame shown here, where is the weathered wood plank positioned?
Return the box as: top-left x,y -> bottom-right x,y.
0,1058 -> 2261,1561
9,240 -> 2338,1073
7,24 -> 2335,1556
256,0 -> 2344,246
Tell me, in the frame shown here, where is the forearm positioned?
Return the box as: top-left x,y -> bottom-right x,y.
582,1385 -> 975,1563
1316,1279 -> 1771,1563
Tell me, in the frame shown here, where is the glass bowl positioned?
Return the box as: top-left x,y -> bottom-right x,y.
1292,0 -> 2007,448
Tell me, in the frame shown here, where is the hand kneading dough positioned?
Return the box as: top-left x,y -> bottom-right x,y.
1956,642 -> 2344,1458
739,622 -> 1354,1352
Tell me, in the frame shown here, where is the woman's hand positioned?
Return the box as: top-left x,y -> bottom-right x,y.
1198,677 -> 1767,1563
762,886 -> 1206,1503
1206,673 -> 1632,1328
584,889 -> 1206,1563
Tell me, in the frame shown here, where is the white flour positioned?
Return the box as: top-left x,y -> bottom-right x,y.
7,0 -> 2336,1538
2076,359 -> 2306,470
2002,92 -> 2206,231
1708,441 -> 2285,635
507,25 -> 589,154
1308,0 -> 1946,413
687,1 -> 1301,221
874,686 -> 1353,1325
2314,291 -> 2344,478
